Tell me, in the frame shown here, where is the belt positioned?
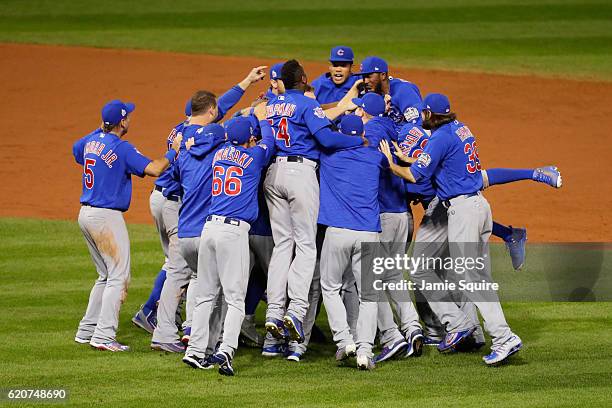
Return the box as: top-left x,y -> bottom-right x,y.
275,156 -> 318,166
206,215 -> 244,227
442,192 -> 480,208
154,185 -> 180,202
81,203 -> 124,212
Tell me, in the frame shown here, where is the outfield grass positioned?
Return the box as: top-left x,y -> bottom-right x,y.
1,0 -> 611,80
0,218 -> 611,407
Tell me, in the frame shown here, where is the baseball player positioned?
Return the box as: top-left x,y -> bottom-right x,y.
311,46 -> 359,109
183,114 -> 275,376
73,99 -> 181,351
350,93 -> 424,363
263,60 -> 365,345
380,93 -> 523,365
152,69 -> 267,353
319,114 -> 388,370
132,99 -> 192,334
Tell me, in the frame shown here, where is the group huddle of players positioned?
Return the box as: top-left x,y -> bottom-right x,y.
72,46 -> 562,376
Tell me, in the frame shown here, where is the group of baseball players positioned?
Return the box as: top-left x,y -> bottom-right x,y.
72,46 -> 562,376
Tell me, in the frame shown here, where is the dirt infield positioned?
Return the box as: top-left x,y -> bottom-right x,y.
1,43 -> 610,241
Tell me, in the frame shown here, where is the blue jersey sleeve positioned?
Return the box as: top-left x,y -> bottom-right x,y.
313,127 -> 364,151
189,130 -> 226,158
215,85 -> 245,122
394,82 -> 422,118
72,136 -> 87,165
410,133 -> 448,182
303,99 -> 332,135
250,119 -> 276,166
121,142 -> 152,177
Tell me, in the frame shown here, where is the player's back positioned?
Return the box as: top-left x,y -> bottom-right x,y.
364,117 -> 408,214
266,90 -> 330,161
74,130 -> 148,211
398,123 -> 436,200
318,145 -> 384,232
428,120 -> 483,199
208,143 -> 268,224
175,124 -> 221,238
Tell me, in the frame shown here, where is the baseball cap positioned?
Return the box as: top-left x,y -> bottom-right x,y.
225,117 -> 253,145
423,93 -> 451,114
338,114 -> 364,136
101,100 -> 135,126
270,63 -> 284,80
356,56 -> 388,75
185,99 -> 192,117
329,46 -> 354,63
352,92 -> 385,117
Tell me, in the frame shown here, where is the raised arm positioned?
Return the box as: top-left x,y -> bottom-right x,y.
313,126 -> 363,151
143,133 -> 183,177
215,66 -> 267,122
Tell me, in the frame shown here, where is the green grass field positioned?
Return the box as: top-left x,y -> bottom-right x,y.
1,0 -> 612,79
0,218 -> 611,407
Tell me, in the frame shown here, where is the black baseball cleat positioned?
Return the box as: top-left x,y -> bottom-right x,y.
213,351 -> 235,376
182,354 -> 214,370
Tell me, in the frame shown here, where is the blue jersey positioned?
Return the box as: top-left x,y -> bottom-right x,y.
319,145 -> 385,232
411,120 -> 483,200
266,90 -> 331,160
208,120 -> 275,223
173,124 -> 225,238
154,121 -> 186,198
397,123 -> 436,199
387,77 -> 423,131
249,174 -> 272,236
73,129 -> 151,211
266,90 -> 363,160
364,117 -> 408,213
312,73 -> 359,105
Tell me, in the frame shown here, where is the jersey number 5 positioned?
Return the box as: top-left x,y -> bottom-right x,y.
84,158 -> 96,189
464,141 -> 482,173
269,118 -> 291,147
212,165 -> 243,196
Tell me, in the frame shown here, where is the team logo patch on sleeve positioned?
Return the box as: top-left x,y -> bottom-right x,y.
313,106 -> 326,119
416,152 -> 431,168
403,107 -> 420,122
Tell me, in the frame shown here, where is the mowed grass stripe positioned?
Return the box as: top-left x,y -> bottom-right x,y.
0,217 -> 611,407
1,4 -> 611,30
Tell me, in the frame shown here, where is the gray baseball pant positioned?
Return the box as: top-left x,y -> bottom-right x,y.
447,194 -> 512,347
151,192 -> 192,344
377,211 -> 422,346
264,159 -> 319,323
187,217 -> 251,358
320,227 -> 380,358
180,236 -> 224,355
149,189 -> 171,271
76,206 -> 131,343
289,260 -> 321,354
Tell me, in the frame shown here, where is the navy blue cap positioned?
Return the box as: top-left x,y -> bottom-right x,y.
225,117 -> 254,145
101,100 -> 135,126
185,99 -> 192,117
270,63 -> 284,80
330,46 -> 354,63
356,56 -> 388,75
423,93 -> 451,114
338,114 -> 364,136
352,92 -> 385,117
